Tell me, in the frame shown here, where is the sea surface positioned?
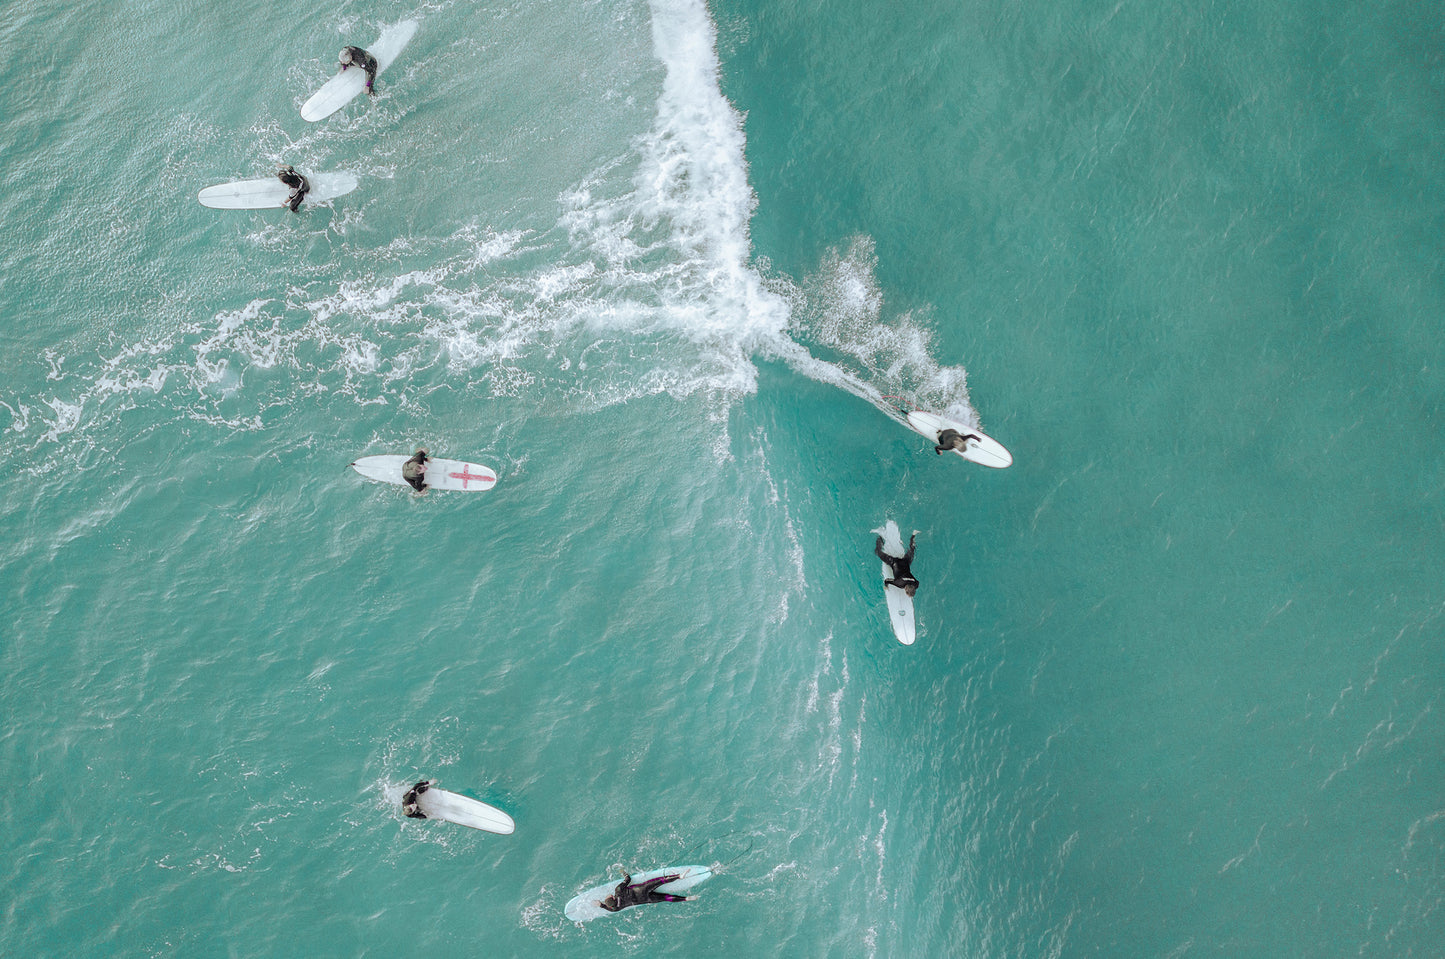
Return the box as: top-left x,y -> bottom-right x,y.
2,0 -> 1442,956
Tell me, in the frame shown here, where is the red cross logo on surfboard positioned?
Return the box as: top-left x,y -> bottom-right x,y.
448,467 -> 494,489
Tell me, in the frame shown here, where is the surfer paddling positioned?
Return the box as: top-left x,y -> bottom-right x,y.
598,873 -> 690,912
875,531 -> 920,597
402,780 -> 433,818
338,45 -> 380,95
934,427 -> 982,456
402,448 -> 429,492
276,165 -> 310,212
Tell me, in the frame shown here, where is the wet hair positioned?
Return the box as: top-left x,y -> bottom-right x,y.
904,584 -> 918,597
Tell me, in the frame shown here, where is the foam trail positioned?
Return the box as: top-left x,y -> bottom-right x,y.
640,0 -> 974,428
764,337 -> 911,427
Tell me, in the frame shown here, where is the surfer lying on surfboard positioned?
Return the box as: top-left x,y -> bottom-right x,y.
935,427 -> 982,456
276,165 -> 310,212
402,780 -> 433,818
402,449 -> 429,492
338,45 -> 380,95
599,873 -> 691,912
875,531 -> 920,596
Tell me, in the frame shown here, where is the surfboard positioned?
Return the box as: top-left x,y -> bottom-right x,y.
301,20 -> 419,121
906,410 -> 1013,468
350,455 -> 497,492
411,785 -> 514,835
873,521 -> 916,646
564,866 -> 712,922
197,172 -> 359,210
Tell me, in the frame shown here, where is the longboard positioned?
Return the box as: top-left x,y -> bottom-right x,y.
197,172 -> 358,210
906,410 -> 1012,468
351,455 -> 497,492
412,785 -> 514,835
564,866 -> 711,922
874,521 -> 916,645
302,20 -> 419,121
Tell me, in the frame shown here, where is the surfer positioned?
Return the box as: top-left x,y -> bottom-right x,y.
402,780 -> 432,818
598,873 -> 690,912
276,165 -> 310,212
875,531 -> 920,597
935,427 -> 982,456
402,448 -> 429,492
338,45 -> 380,95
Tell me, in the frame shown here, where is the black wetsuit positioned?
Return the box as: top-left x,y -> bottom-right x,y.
402,450 -> 429,492
935,427 -> 981,455
875,533 -> 919,592
599,873 -> 688,912
277,167 -> 310,212
402,780 -> 431,819
340,45 -> 380,93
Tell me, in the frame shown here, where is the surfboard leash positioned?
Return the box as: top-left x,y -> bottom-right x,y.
879,394 -> 917,416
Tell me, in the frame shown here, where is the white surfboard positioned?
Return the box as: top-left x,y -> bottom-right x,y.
411,785 -> 514,835
873,521 -> 916,646
907,410 -> 1013,468
197,172 -> 358,210
565,866 -> 712,922
301,20 -> 419,121
350,454 -> 497,492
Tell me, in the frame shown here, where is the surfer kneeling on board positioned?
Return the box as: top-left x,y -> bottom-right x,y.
402,780 -> 433,818
935,427 -> 981,456
875,531 -> 920,597
338,45 -> 380,95
402,448 -> 429,493
276,165 -> 310,213
598,873 -> 690,912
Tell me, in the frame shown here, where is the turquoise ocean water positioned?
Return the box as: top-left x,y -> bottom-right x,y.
3,0 -> 1442,955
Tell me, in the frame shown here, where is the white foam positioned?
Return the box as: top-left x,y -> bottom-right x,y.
41,398 -> 82,442
781,236 -> 978,427
10,0 -> 983,464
